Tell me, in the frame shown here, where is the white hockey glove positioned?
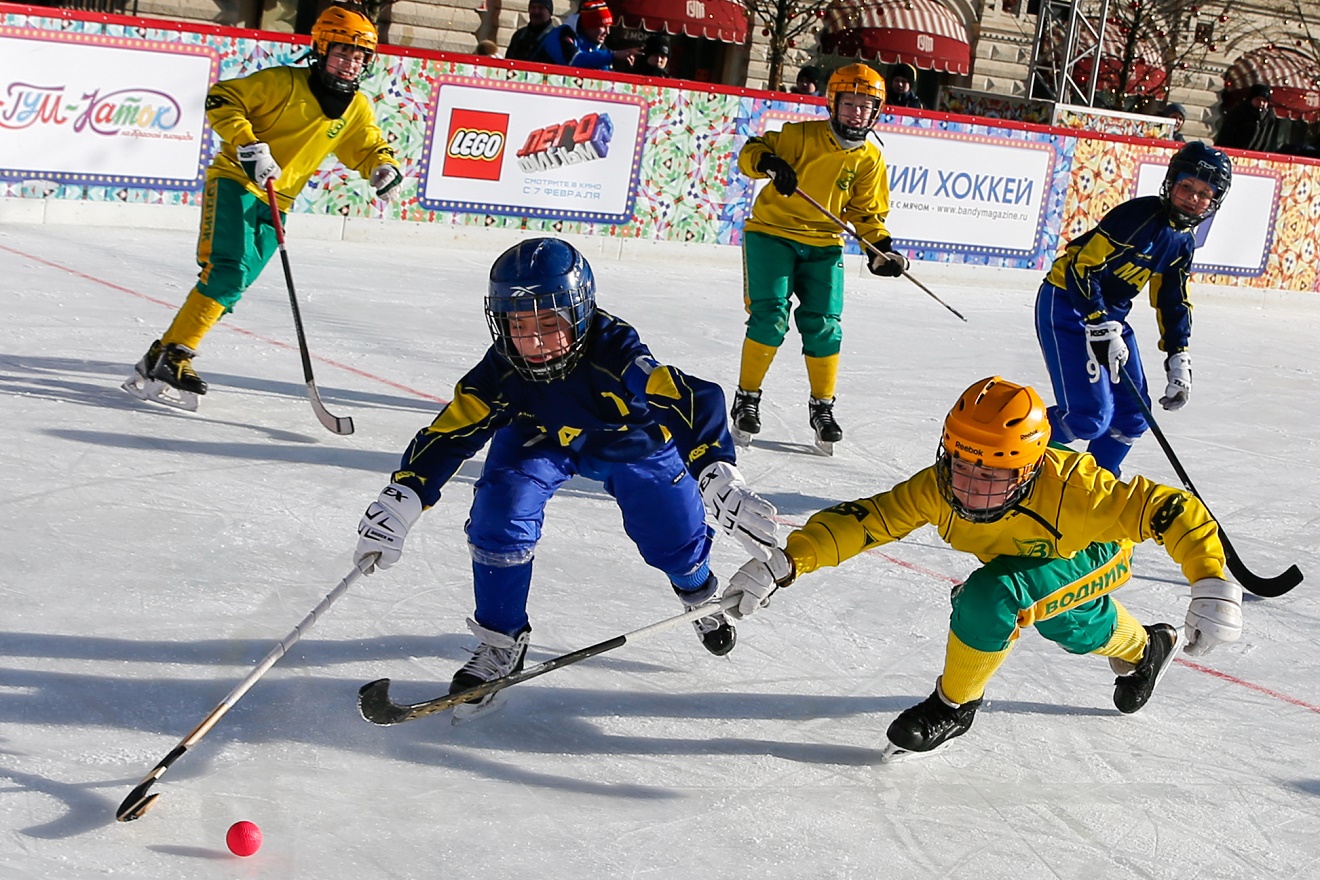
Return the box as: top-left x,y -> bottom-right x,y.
697,461 -> 777,561
355,483 -> 423,574
236,142 -> 281,187
1160,352 -> 1192,411
724,548 -> 796,619
1183,576 -> 1243,657
1084,320 -> 1129,383
370,164 -> 403,202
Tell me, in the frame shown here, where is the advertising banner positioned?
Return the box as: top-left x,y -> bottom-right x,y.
1134,156 -> 1278,276
0,27 -> 216,188
419,78 -> 647,223
880,128 -> 1055,259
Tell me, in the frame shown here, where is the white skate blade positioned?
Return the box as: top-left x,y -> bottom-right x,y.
121,372 -> 199,412
814,438 -> 835,457
880,741 -> 932,764
451,691 -> 506,725
731,426 -> 754,448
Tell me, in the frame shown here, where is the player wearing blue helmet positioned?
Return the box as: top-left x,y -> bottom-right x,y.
352,238 -> 777,716
1035,142 -> 1232,476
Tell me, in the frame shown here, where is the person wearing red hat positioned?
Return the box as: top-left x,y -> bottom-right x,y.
534,0 -> 641,70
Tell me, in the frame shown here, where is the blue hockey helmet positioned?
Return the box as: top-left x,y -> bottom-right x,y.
486,237 -> 597,381
1161,142 -> 1232,229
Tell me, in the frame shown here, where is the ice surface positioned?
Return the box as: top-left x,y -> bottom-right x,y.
2,222 -> 1318,879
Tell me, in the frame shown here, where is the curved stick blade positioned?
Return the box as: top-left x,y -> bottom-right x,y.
358,679 -> 408,725
116,786 -> 161,822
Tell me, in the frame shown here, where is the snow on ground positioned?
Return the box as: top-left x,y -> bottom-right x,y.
1,221 -> 1318,879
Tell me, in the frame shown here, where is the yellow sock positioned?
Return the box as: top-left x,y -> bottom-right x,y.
1091,600 -> 1148,667
940,630 -> 1013,704
738,338 -> 778,392
161,290 -> 226,352
804,354 -> 839,400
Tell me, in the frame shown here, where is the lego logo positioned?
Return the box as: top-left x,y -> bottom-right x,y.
917,34 -> 934,52
447,128 -> 505,160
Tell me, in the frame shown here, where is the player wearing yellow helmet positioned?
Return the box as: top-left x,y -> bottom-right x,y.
723,377 -> 1243,759
123,3 -> 402,412
732,64 -> 907,454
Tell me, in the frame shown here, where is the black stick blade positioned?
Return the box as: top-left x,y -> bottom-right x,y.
358,679 -> 410,725
116,785 -> 160,822
1222,534 -> 1303,597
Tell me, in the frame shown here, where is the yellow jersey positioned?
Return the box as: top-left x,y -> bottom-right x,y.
784,447 -> 1225,586
738,119 -> 890,248
204,66 -> 397,212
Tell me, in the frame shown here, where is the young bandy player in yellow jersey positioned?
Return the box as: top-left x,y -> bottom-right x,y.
733,64 -> 908,454
723,377 -> 1244,759
124,3 -> 402,411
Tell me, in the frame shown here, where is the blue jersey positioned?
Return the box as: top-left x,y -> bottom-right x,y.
1044,196 -> 1196,353
392,310 -> 735,507
532,25 -> 615,70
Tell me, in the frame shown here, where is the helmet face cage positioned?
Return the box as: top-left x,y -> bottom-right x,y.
311,7 -> 378,93
935,445 -> 1041,523
1160,143 -> 1232,229
827,65 -> 886,142
485,239 -> 597,382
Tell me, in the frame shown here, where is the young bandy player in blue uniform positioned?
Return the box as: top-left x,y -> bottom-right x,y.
1035,142 -> 1232,476
352,238 -> 776,714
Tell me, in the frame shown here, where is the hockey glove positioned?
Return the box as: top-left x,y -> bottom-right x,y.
724,548 -> 796,619
868,237 -> 908,277
1183,577 -> 1243,657
370,164 -> 403,202
1160,352 -> 1192,411
236,142 -> 281,188
756,153 -> 798,197
698,461 -> 777,561
1084,319 -> 1129,383
355,483 -> 423,574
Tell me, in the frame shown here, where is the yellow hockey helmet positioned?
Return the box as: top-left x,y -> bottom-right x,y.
310,4 -> 378,93
826,64 -> 886,141
936,377 -> 1051,522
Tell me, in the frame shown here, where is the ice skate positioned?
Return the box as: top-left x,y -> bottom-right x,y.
1112,623 -> 1179,714
676,575 -> 736,656
448,619 -> 530,723
730,388 -> 761,448
809,396 -> 843,456
883,686 -> 982,760
121,340 -> 206,412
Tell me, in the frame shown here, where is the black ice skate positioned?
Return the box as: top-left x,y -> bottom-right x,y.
449,619 -> 531,722
121,339 -> 207,412
676,576 -> 736,656
1112,623 -> 1179,714
809,396 -> 843,456
730,388 -> 762,448
883,685 -> 982,762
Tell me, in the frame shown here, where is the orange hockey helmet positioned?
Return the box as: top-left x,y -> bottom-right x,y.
826,64 -> 886,142
310,4 -> 378,93
936,377 -> 1051,522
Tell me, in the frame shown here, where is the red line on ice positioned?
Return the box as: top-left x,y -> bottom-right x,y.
0,242 -> 447,404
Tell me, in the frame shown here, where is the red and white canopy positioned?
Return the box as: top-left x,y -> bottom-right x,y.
608,0 -> 748,45
820,0 -> 971,75
1225,46 -> 1320,122
1070,18 -> 1167,96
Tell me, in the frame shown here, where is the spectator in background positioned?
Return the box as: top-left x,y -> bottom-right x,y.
887,63 -> 923,109
1160,103 -> 1187,141
789,65 -> 821,96
633,33 -> 672,78
504,0 -> 557,62
476,39 -> 503,58
535,0 -> 641,71
1215,84 -> 1277,152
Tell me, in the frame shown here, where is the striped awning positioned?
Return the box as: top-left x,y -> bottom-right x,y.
1224,46 -> 1320,122
608,0 -> 748,45
820,0 -> 971,75
1071,18 -> 1167,96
